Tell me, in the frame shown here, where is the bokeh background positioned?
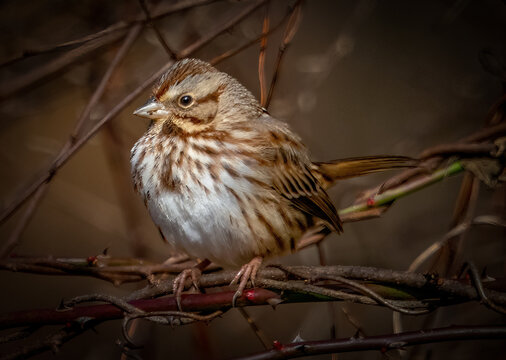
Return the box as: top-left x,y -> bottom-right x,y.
0,0 -> 505,359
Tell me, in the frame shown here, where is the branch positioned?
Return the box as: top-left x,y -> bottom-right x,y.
339,161 -> 464,217
233,325 -> 506,360
2,265 -> 505,330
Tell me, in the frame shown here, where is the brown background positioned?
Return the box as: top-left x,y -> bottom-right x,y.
0,0 -> 505,359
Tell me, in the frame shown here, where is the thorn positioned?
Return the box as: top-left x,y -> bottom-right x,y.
266,297 -> 283,308
56,299 -> 72,311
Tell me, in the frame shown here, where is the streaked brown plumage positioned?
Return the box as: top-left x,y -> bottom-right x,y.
131,58 -> 414,304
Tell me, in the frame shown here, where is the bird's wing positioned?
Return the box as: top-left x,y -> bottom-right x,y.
272,157 -> 342,233
256,115 -> 342,232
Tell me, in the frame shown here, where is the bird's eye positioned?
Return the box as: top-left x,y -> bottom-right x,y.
178,94 -> 194,108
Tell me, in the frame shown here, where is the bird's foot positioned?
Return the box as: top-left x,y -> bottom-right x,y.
172,259 -> 210,310
230,256 -> 263,306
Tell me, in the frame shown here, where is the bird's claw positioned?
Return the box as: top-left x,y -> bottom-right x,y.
230,256 -> 263,307
173,267 -> 202,311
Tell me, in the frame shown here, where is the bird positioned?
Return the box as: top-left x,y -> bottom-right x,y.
130,58 -> 414,306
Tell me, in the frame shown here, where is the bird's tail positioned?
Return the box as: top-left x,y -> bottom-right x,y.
315,155 -> 418,189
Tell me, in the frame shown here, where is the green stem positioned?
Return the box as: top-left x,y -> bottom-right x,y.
339,161 -> 464,215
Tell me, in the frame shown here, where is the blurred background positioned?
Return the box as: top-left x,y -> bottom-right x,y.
0,0 -> 505,359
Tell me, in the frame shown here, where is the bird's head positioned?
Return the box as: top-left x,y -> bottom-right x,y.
134,58 -> 262,134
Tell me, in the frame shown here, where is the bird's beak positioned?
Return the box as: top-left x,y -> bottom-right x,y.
133,97 -> 169,120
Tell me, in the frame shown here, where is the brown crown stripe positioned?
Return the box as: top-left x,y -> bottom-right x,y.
155,60 -> 217,99
255,210 -> 285,251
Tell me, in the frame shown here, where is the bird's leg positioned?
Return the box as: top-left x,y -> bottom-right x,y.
173,258 -> 211,310
230,256 -> 263,306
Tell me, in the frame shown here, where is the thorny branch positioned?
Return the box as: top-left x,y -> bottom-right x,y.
2,264 -> 506,331
233,325 -> 506,360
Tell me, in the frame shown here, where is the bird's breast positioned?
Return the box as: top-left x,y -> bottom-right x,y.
130,132 -> 307,267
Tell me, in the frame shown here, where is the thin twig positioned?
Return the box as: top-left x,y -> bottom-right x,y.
259,2 -> 270,107
138,0 -> 177,59
341,307 -> 366,338
0,30 -> 126,101
238,308 -> 271,350
419,143 -> 497,159
209,7 -> 292,66
265,0 -> 303,108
